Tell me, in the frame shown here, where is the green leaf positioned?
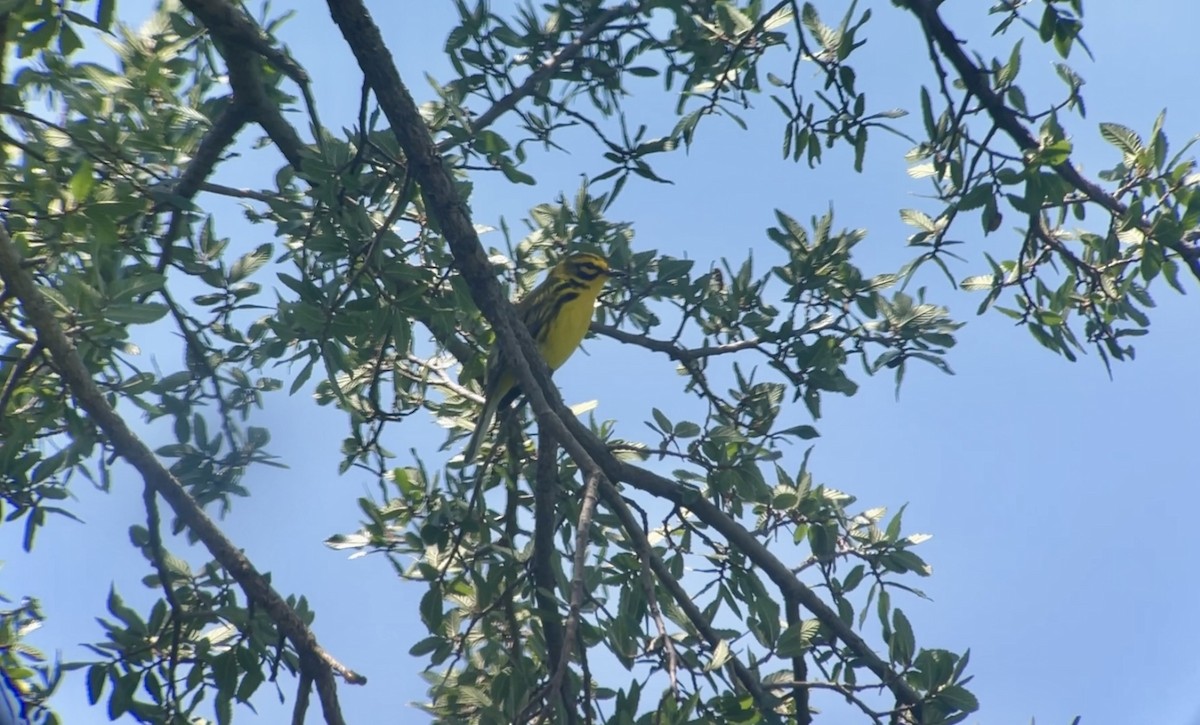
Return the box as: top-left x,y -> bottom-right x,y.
87,663 -> 107,705
884,504 -> 906,542
499,159 -> 536,185
1099,122 -> 1144,160
106,586 -> 145,632
899,208 -> 937,232
420,584 -> 444,629
96,0 -> 116,30
841,565 -> 865,593
808,523 -> 835,559
217,693 -> 233,725
960,274 -> 995,291
109,671 -> 137,719
1038,5 -> 1057,42
58,23 -> 83,55
776,619 -> 819,657
1038,138 -> 1073,166
103,302 -> 168,324
230,243 -> 272,282
887,549 -> 932,576
69,158 -> 95,200
779,425 -> 819,439
110,273 -> 167,301
704,639 -> 731,672
936,685 -> 980,713
890,608 -> 915,666
212,650 -> 238,693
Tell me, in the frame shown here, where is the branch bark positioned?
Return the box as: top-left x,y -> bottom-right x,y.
188,0 -> 484,370
326,0 -> 924,714
0,227 -> 361,725
532,431 -> 571,717
898,0 -> 1200,283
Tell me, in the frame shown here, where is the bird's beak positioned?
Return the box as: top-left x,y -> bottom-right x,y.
607,268 -> 627,279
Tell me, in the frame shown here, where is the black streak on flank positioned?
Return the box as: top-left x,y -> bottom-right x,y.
549,291 -> 581,321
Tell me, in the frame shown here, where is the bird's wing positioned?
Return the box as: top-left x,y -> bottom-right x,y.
515,278 -> 556,344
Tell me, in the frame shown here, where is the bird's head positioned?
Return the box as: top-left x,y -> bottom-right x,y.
555,252 -> 625,289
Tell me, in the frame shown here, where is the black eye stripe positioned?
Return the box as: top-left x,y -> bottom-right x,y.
575,262 -> 603,280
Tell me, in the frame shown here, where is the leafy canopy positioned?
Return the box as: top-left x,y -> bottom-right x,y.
0,0 -> 1193,723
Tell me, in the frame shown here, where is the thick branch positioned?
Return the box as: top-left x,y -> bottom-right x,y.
180,0 -> 309,84
221,40 -> 308,169
327,0 -> 924,713
532,431 -> 570,715
325,0 -> 564,419
573,420 -> 925,713
0,228 -> 360,725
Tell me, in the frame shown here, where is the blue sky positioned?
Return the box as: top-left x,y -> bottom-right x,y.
5,1 -> 1199,723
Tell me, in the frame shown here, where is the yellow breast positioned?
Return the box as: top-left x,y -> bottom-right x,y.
539,292 -> 598,370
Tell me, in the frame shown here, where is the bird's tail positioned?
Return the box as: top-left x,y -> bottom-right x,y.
462,395 -> 500,464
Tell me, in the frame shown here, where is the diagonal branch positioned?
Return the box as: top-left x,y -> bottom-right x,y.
436,2 -> 642,152
180,0 -> 309,85
582,429 -> 924,713
326,0 -> 925,714
0,227 -> 361,725
596,480 -> 770,705
531,431 -> 571,717
898,0 -> 1200,282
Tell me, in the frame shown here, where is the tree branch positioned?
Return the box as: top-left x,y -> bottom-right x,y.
180,0 -> 309,85
437,2 -> 642,152
326,0 -> 922,714
596,480 -> 770,706
532,431 -> 571,717
592,322 -> 763,362
578,428 -> 924,713
0,226 -> 361,725
898,0 -> 1200,282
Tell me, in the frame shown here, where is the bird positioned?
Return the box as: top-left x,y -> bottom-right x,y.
462,251 -> 623,463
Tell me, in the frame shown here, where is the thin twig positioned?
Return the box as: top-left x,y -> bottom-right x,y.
640,552 -> 680,697
0,341 -> 42,417
436,3 -> 642,152
594,479 -> 772,705
559,466 -> 601,671
142,484 -> 185,716
592,322 -> 763,362
196,181 -> 278,203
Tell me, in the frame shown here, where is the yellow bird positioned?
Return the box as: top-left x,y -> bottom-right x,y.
462,251 -> 623,463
